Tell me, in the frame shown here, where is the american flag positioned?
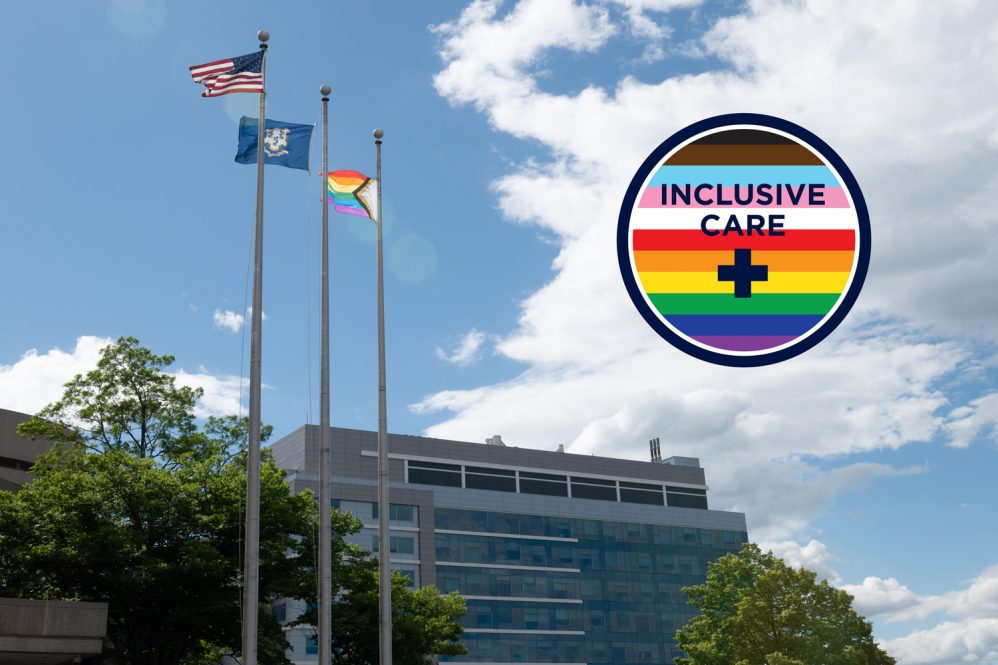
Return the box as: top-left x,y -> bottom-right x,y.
189,50 -> 264,97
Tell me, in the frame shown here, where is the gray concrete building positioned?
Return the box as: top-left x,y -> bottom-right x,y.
0,408 -> 53,493
0,410 -> 109,665
270,426 -> 749,665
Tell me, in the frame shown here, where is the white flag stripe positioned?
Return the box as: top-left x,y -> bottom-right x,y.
203,85 -> 263,97
206,75 -> 264,91
189,61 -> 234,82
628,207 -> 859,230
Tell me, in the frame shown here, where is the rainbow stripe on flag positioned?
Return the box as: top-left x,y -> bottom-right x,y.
630,129 -> 858,353
328,170 -> 378,221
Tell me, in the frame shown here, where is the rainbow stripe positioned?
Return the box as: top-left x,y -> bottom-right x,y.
629,129 -> 858,353
327,170 -> 378,221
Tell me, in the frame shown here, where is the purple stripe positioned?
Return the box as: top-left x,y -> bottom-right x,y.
693,335 -> 797,351
332,203 -> 369,218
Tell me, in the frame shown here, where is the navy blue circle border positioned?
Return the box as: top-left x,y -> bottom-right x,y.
616,113 -> 871,367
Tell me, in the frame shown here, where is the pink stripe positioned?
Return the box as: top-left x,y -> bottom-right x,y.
638,186 -> 849,208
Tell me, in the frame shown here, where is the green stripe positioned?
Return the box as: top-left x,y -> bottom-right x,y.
649,293 -> 840,315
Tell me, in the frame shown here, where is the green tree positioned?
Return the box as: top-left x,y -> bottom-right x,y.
0,336 -> 467,665
18,336 -> 204,462
675,544 -> 894,665
296,554 -> 466,665
0,338 -> 335,665
0,421 -> 337,665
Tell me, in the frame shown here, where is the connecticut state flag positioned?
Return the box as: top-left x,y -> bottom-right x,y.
235,117 -> 313,171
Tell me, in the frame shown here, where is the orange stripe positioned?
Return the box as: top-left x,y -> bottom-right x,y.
633,250 -> 854,272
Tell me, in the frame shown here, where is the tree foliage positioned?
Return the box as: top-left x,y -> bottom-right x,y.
297,556 -> 466,665
675,543 -> 895,665
1,337 -> 465,665
18,337 -> 204,462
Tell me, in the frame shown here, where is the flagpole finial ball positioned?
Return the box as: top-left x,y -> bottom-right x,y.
373,128 -> 384,139
257,30 -> 270,43
320,85 -> 332,97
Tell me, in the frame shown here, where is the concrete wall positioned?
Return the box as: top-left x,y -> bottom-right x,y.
0,598 -> 108,665
0,409 -> 56,492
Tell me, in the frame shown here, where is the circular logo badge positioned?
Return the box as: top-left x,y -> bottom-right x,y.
617,114 -> 870,367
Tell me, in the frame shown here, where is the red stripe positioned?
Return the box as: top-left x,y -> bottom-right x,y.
189,59 -> 234,82
632,229 -> 855,250
206,75 -> 263,91
203,85 -> 264,97
190,57 -> 233,71
209,73 -> 263,84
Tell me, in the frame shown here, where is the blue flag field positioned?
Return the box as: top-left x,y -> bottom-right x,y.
235,116 -> 313,171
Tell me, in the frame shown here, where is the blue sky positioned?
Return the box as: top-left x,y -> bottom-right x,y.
2,1 -> 998,662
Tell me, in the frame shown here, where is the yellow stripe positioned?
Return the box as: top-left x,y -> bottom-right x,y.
638,271 -> 850,294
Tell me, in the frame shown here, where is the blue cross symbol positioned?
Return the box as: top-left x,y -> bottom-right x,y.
718,248 -> 768,298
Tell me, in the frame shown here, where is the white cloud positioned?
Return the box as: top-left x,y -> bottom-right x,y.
839,563 -> 998,663
841,576 -> 922,617
433,0 -> 616,110
213,309 -> 245,334
427,2 -> 998,661
883,619 -> 998,665
423,0 -> 998,535
764,539 -> 840,583
173,368 -> 244,419
213,307 -> 268,334
945,392 -> 998,448
0,336 -> 113,415
0,336 -> 244,421
416,319 -> 949,541
436,329 -> 489,367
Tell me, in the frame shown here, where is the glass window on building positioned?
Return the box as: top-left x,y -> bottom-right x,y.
373,503 -> 417,523
339,500 -> 376,521
372,535 -> 415,554
465,466 -> 516,492
679,555 -> 699,575
407,460 -> 461,487
496,573 -> 511,596
393,536 -> 414,555
305,636 -> 318,655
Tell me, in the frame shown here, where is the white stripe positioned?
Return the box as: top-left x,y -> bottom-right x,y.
436,561 -> 580,573
629,207 -> 859,230
436,529 -> 577,543
208,75 -> 263,89
206,80 -> 264,93
189,61 -> 232,78
206,82 -> 264,93
462,595 -> 583,604
463,629 -> 585,635
203,87 -> 262,97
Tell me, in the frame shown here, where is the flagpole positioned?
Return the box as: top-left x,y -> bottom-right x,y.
318,84 -> 333,665
374,127 -> 392,665
243,28 -> 268,665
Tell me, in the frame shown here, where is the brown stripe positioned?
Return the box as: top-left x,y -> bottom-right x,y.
665,144 -> 823,166
692,129 -> 797,145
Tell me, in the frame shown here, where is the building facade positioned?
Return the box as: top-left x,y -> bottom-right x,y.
0,408 -> 54,492
270,426 -> 748,665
